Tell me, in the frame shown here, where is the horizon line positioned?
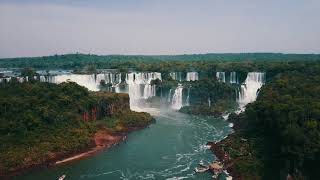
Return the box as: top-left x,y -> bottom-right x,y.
2,51 -> 320,59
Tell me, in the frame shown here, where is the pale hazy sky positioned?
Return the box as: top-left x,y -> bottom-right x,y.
0,0 -> 320,58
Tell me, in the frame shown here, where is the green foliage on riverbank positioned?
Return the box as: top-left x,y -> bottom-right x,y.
0,81 -> 154,175
0,81 -> 97,173
100,111 -> 154,132
213,131 -> 264,180
179,79 -> 238,116
187,79 -> 237,105
228,70 -> 320,179
180,100 -> 235,117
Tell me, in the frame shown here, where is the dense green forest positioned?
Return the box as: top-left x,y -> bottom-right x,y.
0,81 -> 96,174
224,70 -> 320,179
179,79 -> 238,116
0,80 -> 153,175
1,53 -> 320,71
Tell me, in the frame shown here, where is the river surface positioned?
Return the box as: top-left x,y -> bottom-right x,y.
17,109 -> 233,180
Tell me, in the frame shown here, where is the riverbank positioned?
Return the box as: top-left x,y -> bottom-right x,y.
2,120 -> 154,179
207,134 -> 244,180
207,117 -> 264,180
55,128 -> 125,165
54,123 -> 156,165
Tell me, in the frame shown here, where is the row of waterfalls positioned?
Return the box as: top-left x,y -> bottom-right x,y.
0,71 -> 266,113
170,71 -> 239,84
169,72 -> 199,81
216,71 -> 239,84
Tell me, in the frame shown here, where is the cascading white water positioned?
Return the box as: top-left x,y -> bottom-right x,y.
229,72 -> 238,84
167,89 -> 173,103
216,72 -> 226,82
143,84 -> 155,99
48,72 -> 122,91
237,72 -> 265,113
171,84 -> 184,110
39,76 -> 47,82
96,73 -> 122,92
51,74 -> 99,91
186,87 -> 190,106
125,72 -> 161,107
126,73 -> 142,106
169,72 -> 183,81
186,72 -> 198,81
96,73 -> 121,85
143,72 -> 161,99
0,77 -> 12,83
113,73 -> 122,93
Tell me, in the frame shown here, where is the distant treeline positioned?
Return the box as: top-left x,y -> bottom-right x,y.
0,53 -> 320,70
152,53 -> 320,61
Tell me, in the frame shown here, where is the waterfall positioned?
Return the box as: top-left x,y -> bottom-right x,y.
167,89 -> 173,103
125,73 -> 142,106
113,73 -> 122,93
125,72 -> 161,107
143,72 -> 161,99
186,72 -> 198,81
208,98 -> 211,107
186,87 -> 190,106
48,72 -> 122,91
229,72 -> 238,84
237,72 -> 265,113
39,76 -> 47,82
0,77 -> 12,83
96,72 -> 121,86
170,72 -> 198,81
17,77 -> 23,82
216,72 -> 225,82
171,84 -> 184,110
169,72 -> 183,81
143,84 -> 155,99
51,74 -> 99,91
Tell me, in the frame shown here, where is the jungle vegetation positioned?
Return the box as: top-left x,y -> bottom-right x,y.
0,80 -> 153,175
226,69 -> 320,179
1,53 -> 320,72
